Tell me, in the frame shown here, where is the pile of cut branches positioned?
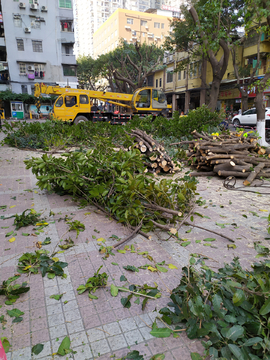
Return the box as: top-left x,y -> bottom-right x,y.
157,256 -> 270,360
24,137 -> 196,234
175,130 -> 270,186
127,129 -> 178,174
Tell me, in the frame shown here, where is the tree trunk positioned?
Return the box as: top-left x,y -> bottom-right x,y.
208,76 -> 221,112
255,89 -> 269,146
241,92 -> 249,113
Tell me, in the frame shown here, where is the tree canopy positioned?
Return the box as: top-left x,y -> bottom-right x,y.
164,0 -> 247,111
77,40 -> 164,93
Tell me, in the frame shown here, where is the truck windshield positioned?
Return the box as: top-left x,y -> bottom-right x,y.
55,97 -> 63,107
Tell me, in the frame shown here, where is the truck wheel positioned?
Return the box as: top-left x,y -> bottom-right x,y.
74,115 -> 88,125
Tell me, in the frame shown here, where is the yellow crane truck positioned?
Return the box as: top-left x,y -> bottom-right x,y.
34,83 -> 171,125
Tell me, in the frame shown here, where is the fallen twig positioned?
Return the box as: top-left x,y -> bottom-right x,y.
113,220 -> 144,249
184,221 -> 235,243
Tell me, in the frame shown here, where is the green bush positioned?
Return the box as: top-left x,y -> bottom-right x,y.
173,105 -> 225,138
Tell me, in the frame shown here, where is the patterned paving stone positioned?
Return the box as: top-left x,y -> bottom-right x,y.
1,131 -> 265,360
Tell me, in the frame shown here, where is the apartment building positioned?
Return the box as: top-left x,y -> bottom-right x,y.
1,0 -> 77,94
151,31 -> 270,113
93,8 -> 171,58
73,0 -> 174,57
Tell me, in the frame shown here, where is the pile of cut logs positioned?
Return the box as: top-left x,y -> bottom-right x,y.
127,129 -> 178,174
176,130 -> 270,186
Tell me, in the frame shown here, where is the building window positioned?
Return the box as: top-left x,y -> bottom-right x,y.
59,0 -> 72,9
32,40 -> 43,52
167,70 -> 173,83
16,39 -> 24,51
29,0 -> 39,3
156,79 -> 158,88
141,20 -> 147,26
63,65 -> 76,76
178,71 -> 181,80
19,63 -> 26,74
159,78 -> 162,87
21,85 -> 28,94
61,20 -> 73,32
154,22 -> 160,28
132,30 -> 136,36
14,18 -> 22,27
31,85 -> 35,95
161,23 -> 164,29
127,18 -> 133,24
183,70 -> 186,79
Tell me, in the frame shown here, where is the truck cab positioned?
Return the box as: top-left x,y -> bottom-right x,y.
53,93 -> 90,122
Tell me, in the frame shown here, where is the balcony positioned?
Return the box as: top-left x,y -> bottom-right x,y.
61,31 -> 75,44
61,53 -> 76,65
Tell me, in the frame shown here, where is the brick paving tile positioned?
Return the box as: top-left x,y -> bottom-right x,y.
0,133 -> 265,360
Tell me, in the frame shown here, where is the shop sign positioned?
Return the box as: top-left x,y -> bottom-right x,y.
219,88 -> 240,99
161,5 -> 180,12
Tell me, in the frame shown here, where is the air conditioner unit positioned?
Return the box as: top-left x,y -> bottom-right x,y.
145,25 -> 148,29
41,6 -> 47,12
19,2 -> 26,8
125,26 -> 131,30
27,65 -> 35,71
30,4 -> 38,10
24,27 -> 31,33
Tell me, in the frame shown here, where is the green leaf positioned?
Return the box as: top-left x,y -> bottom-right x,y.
57,336 -> 71,356
203,238 -> 216,242
242,337 -> 263,347
134,298 -> 140,305
150,354 -> 165,360
50,294 -> 63,301
5,231 -> 14,237
32,343 -> 44,355
120,275 -> 127,282
232,289 -> 245,306
225,325 -> 245,341
181,241 -> 191,247
22,233 -> 29,236
228,344 -> 245,360
110,284 -> 118,297
190,353 -> 203,360
0,337 -> 10,353
259,298 -> 270,315
150,323 -> 172,338
156,265 -> 168,273
111,262 -> 118,266
7,308 -> 24,318
123,265 -> 139,272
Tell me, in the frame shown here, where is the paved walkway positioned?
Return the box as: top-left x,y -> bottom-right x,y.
0,128 -> 269,360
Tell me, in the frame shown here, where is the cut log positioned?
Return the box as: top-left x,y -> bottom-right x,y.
140,145 -> 147,152
192,130 -> 211,141
163,165 -> 170,172
243,162 -> 265,186
218,170 -> 250,178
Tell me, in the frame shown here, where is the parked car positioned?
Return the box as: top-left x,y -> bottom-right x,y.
232,107 -> 270,127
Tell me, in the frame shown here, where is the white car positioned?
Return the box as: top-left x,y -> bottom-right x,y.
232,107 -> 270,127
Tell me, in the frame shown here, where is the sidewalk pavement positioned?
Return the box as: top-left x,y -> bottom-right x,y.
0,128 -> 268,360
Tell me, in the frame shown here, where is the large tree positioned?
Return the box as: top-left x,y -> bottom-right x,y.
164,0 -> 246,111
77,41 -> 164,93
